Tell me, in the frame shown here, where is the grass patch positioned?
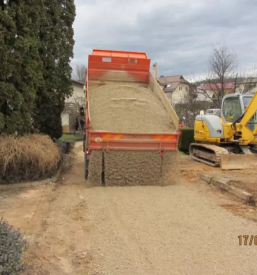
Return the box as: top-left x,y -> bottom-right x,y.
60,133 -> 83,142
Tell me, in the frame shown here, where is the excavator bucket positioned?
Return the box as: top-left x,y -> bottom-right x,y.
220,154 -> 257,170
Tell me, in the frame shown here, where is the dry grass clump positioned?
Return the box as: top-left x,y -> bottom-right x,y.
0,134 -> 61,184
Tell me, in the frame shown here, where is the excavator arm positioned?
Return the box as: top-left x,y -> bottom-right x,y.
236,92 -> 257,145
220,91 -> 257,169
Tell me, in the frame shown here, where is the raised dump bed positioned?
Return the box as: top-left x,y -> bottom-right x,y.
84,49 -> 180,186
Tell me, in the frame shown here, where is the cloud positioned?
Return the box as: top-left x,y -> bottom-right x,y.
72,0 -> 257,79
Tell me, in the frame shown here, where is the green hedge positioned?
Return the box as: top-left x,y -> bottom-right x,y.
178,127 -> 195,154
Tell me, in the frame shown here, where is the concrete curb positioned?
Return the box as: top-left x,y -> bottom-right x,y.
200,173 -> 255,204
0,165 -> 62,191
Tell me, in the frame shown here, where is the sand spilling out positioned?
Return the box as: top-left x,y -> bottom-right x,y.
88,82 -> 179,186
88,150 -> 103,186
104,151 -> 179,186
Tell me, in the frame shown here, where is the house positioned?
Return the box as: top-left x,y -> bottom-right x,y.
196,82 -> 235,103
61,79 -> 85,133
197,78 -> 257,101
158,75 -> 192,106
235,78 -> 257,94
202,83 -> 235,95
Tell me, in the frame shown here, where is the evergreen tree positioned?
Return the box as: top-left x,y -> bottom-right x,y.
0,0 -> 19,134
0,0 -> 43,135
33,0 -> 75,139
0,0 -> 75,138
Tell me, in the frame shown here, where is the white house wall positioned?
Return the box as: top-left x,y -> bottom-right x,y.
235,83 -> 257,94
170,84 -> 189,106
61,82 -> 84,132
66,83 -> 85,103
196,89 -> 213,102
61,113 -> 69,125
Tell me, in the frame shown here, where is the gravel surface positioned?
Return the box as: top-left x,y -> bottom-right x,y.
89,82 -> 175,133
88,150 -> 180,186
85,185 -> 257,275
104,150 -> 179,186
1,143 -> 257,275
88,150 -> 103,186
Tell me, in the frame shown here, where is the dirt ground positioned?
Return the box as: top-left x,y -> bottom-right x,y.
1,143 -> 257,274
180,155 -> 257,222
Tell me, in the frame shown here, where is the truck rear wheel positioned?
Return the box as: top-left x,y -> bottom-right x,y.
84,153 -> 89,180
83,133 -> 89,180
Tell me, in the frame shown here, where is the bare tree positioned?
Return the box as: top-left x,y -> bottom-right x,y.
73,64 -> 86,83
175,85 -> 210,127
203,45 -> 237,107
196,45 -> 257,108
235,66 -> 257,94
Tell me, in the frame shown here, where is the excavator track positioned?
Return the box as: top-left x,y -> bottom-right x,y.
189,143 -> 229,167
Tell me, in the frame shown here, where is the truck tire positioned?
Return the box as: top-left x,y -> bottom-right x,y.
83,132 -> 86,152
84,153 -> 89,180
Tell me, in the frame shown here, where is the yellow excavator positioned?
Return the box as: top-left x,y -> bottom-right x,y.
189,91 -> 257,169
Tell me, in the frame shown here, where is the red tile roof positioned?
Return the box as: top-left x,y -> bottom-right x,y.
202,83 -> 235,90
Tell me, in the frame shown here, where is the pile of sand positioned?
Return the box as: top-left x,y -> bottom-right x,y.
89,82 -> 175,133
87,82 -> 179,186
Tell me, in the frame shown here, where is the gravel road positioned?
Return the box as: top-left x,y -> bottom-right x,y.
85,185 -> 257,275
1,143 -> 257,275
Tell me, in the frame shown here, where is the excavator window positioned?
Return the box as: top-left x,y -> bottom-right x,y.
242,97 -> 253,110
242,96 -> 257,131
223,97 -> 242,122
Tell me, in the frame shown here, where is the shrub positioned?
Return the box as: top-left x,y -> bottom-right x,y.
0,134 -> 61,184
0,219 -> 27,274
178,127 -> 195,154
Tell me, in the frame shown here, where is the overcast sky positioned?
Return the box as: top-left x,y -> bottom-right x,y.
72,0 -> 257,79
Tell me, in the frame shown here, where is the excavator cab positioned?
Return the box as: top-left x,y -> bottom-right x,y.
221,93 -> 257,131
222,94 -> 242,122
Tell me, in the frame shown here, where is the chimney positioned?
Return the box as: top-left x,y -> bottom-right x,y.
153,62 -> 158,79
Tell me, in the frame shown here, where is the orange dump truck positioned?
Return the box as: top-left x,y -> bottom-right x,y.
83,49 -> 180,186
